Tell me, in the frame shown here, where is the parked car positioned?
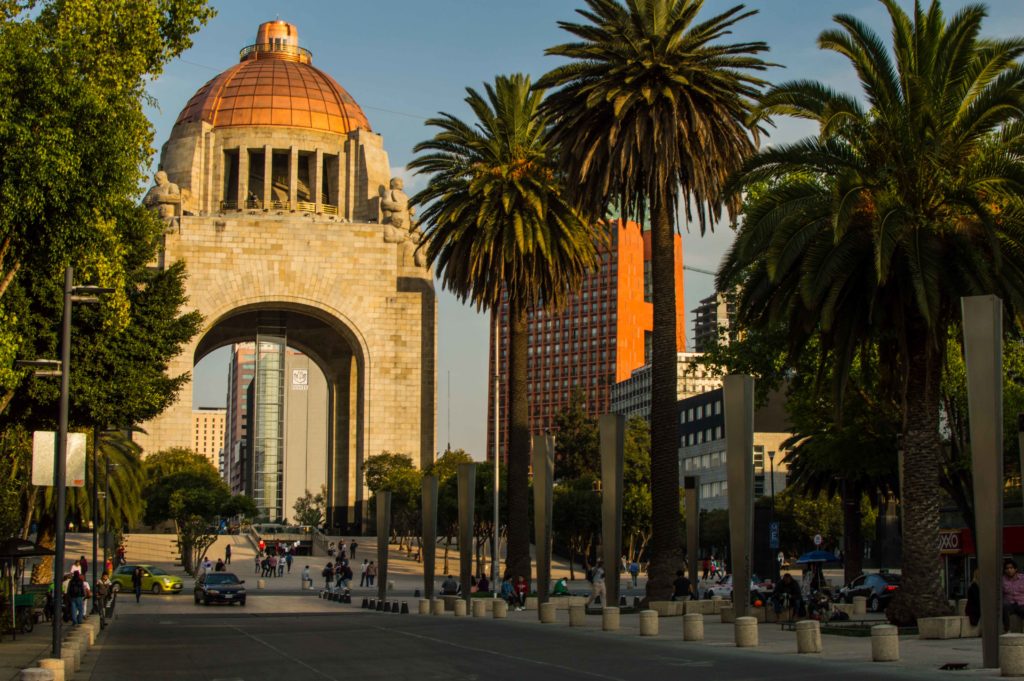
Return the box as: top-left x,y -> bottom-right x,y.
703,574 -> 772,602
110,564 -> 184,595
835,573 -> 900,612
194,572 -> 247,606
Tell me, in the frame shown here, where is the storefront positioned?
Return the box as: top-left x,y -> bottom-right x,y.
939,526 -> 1024,600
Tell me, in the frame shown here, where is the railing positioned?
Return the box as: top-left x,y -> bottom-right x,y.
239,42 -> 313,62
220,199 -> 340,215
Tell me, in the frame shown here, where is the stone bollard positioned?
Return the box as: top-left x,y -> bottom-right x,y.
1002,633 -> 1024,676
539,602 -> 557,624
19,669 -> 53,681
871,624 -> 899,662
493,600 -> 508,619
796,619 -> 822,654
473,600 -> 488,618
734,616 -> 758,648
60,646 -> 79,674
683,612 -> 704,641
454,600 -> 468,617
431,599 -> 445,616
257,578 -> 266,590
720,606 -> 736,623
38,659 -> 64,681
361,597 -> 368,608
569,604 -> 586,627
957,598 -> 968,616
418,599 -> 430,615
65,641 -> 82,671
639,610 -> 659,636
603,607 -> 620,631
400,602 -> 409,614
76,625 -> 95,646
852,596 -> 867,615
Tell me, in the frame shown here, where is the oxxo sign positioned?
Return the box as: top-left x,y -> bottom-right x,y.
938,530 -> 961,554
813,533 -> 823,547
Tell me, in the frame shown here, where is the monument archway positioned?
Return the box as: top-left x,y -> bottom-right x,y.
135,20 -> 436,531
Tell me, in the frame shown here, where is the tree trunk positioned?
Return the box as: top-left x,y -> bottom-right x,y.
842,479 -> 864,585
645,196 -> 683,602
889,333 -> 952,624
505,301 -> 532,586
31,523 -> 55,585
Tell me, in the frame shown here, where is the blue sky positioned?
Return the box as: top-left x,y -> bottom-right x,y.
168,0 -> 1024,458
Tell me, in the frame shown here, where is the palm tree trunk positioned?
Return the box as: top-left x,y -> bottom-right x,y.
890,333 -> 951,623
505,300 -> 532,586
31,522 -> 55,585
646,196 -> 683,602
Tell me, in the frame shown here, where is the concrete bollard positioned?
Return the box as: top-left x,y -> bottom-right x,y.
38,659 -> 64,681
257,578 -> 266,589
60,647 -> 78,674
871,624 -> 899,662
539,602 -> 557,624
65,641 -> 82,671
1002,633 -> 1024,676
734,616 -> 758,648
431,599 -> 445,616
454,600 -> 468,617
639,610 -> 659,636
418,599 -> 430,615
602,607 -> 620,631
569,604 -> 586,627
493,600 -> 508,619
720,605 -> 736,623
852,596 -> 867,615
19,669 -> 53,681
473,600 -> 488,618
796,619 -> 822,654
683,613 -> 704,641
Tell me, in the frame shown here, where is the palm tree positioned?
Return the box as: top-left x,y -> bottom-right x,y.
718,0 -> 1024,621
537,0 -> 770,599
409,74 -> 599,584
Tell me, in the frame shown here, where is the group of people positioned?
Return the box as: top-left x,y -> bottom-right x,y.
254,541 -> 293,577
439,573 -> 491,596
326,538 -> 358,561
322,558 -> 377,592
60,556 -> 120,624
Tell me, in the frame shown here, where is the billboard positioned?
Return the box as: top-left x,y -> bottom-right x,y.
32,431 -> 87,487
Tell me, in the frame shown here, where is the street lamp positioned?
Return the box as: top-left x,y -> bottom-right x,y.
24,267 -> 112,658
768,450 -> 777,582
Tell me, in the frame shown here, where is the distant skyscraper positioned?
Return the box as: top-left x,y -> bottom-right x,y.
193,407 -> 226,472
224,343 -> 256,494
610,352 -> 722,422
692,292 -> 733,353
486,220 -> 685,460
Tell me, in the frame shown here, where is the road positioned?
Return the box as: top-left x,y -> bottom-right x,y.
84,595 -> 958,681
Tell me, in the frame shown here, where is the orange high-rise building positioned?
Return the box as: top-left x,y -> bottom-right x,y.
486,220 -> 685,461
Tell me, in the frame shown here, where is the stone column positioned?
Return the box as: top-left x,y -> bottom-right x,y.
684,475 -> 699,588
422,474 -> 438,600
600,414 -> 624,610
458,463 -> 476,607
237,147 -> 249,209
532,434 -> 554,607
263,144 -> 272,208
314,149 -> 323,213
289,146 -> 299,211
376,490 -> 391,604
962,295 -> 1004,669
724,375 -> 755,617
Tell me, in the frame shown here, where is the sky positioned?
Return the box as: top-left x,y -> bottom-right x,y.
164,0 -> 1024,459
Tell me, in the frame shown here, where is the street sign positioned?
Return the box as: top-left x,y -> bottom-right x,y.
32,431 -> 87,487
813,533 -> 823,547
769,521 -> 780,550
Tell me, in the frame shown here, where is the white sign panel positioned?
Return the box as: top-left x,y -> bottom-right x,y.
32,431 -> 87,487
292,369 -> 308,391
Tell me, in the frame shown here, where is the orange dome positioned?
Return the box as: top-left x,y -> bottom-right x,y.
174,21 -> 371,135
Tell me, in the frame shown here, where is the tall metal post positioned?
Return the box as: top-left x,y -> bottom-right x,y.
724,374 -> 755,617
492,314 -> 501,589
1018,414 -> 1024,510
684,476 -> 699,591
457,463 -> 476,606
962,295 -> 1004,668
375,490 -> 392,604
599,414 -> 624,609
532,434 -> 554,609
421,475 -> 438,599
91,425 -> 98,590
52,266 -> 72,658
103,448 -> 110,569
768,450 -> 777,582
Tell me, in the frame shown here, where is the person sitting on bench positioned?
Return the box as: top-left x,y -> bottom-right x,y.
772,573 -> 803,618
440,575 -> 460,595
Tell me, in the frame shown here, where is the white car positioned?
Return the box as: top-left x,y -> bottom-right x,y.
703,574 -> 771,601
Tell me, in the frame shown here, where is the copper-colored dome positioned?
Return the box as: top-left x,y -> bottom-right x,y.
174,21 -> 371,135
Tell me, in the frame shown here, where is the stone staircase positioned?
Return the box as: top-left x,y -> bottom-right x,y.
122,533 -> 180,566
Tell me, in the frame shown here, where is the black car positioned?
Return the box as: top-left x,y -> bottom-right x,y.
836,573 -> 900,612
194,572 -> 247,606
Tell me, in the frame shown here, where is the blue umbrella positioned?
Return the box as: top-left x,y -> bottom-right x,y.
795,550 -> 841,564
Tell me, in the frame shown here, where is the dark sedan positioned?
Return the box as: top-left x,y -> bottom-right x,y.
836,573 -> 900,612
194,572 -> 247,606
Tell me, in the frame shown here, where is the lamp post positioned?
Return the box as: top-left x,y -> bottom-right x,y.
768,450 -> 777,582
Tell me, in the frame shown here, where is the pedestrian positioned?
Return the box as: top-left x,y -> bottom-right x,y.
286,552 -> 293,573
366,561 -> 377,587
105,557 -> 113,575
70,559 -> 81,575
67,572 -> 87,624
131,566 -> 144,604
586,561 -> 606,608
258,539 -> 266,553
200,556 -> 213,574
513,575 -> 528,611
440,575 -> 459,595
671,569 -> 691,601
1004,560 -> 1024,633
225,544 -> 232,565
215,558 -> 226,572
322,562 -> 333,590
702,555 -> 711,580
339,539 -> 348,562
628,560 -> 640,587
500,576 -> 516,607
268,554 -> 277,577
359,559 -> 368,587
95,572 -> 113,619
255,553 -> 262,575
350,540 -> 358,560
278,556 -> 286,577
116,544 -> 126,568
301,565 -> 312,590
79,555 -> 88,577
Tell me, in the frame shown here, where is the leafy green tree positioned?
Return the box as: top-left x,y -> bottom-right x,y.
553,476 -> 600,579
429,449 -> 474,573
364,451 -> 416,493
538,0 -> 770,600
410,74 -> 600,584
293,486 -> 326,527
622,417 -> 652,562
552,389 -> 599,481
719,0 -> 1024,621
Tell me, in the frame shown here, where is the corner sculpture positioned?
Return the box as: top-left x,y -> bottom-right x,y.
380,177 -> 426,267
143,170 -> 181,230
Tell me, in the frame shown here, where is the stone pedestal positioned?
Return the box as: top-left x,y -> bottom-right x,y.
454,600 -> 467,617
472,600 -> 488,618
734,616 -> 758,647
602,607 -> 620,631
19,670 -> 53,681
430,599 -> 444,616
796,620 -> 822,653
958,599 -> 969,616
525,596 -> 538,611
60,647 -> 78,674
918,616 -> 962,639
539,602 -> 557,624
872,624 -> 899,662
1002,633 -> 1024,676
639,610 -> 658,636
569,604 -> 585,627
418,599 -> 430,615
493,600 -> 508,619
683,613 -> 704,641
852,596 -> 867,614
38,659 -> 64,681
962,616 -> 981,638
720,606 -> 736,623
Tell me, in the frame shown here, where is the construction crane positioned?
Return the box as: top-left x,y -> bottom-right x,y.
684,265 -> 717,276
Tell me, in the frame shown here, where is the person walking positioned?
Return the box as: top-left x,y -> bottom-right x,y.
95,572 -> 113,621
628,560 -> 640,588
225,543 -> 232,565
350,540 -> 358,560
131,566 -> 144,604
322,562 -> 334,590
359,559 -> 368,587
215,558 -> 226,572
301,565 -> 312,590
286,552 -> 293,573
67,572 -> 87,624
586,561 -> 606,608
366,561 -> 377,587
